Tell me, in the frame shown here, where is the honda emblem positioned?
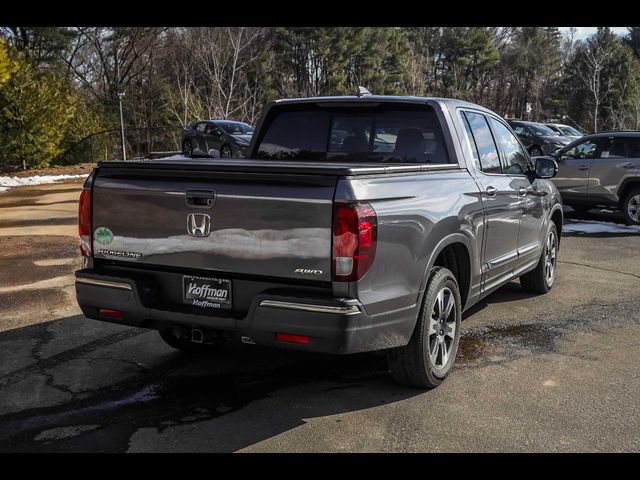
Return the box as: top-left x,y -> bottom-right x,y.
186,213 -> 211,237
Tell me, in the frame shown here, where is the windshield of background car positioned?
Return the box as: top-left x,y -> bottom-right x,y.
560,126 -> 581,136
254,104 -> 451,164
219,122 -> 254,135
528,124 -> 557,136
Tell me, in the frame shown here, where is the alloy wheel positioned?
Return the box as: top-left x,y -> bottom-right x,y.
427,287 -> 456,373
221,146 -> 232,158
627,194 -> 640,223
545,229 -> 557,286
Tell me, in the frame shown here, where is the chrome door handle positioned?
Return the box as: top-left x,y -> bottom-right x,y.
578,165 -> 590,171
518,187 -> 527,196
485,186 -> 497,197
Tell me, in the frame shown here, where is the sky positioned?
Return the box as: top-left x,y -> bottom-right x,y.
558,27 -> 629,40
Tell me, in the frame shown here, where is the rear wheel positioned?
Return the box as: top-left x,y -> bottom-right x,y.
387,267 -> 462,389
622,188 -> 640,225
182,140 -> 193,158
159,328 -> 222,354
530,146 -> 543,157
520,223 -> 558,294
220,145 -> 233,158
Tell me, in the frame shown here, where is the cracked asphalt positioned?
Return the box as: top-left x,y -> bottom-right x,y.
0,182 -> 639,452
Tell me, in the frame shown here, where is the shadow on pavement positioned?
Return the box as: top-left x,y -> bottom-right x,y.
463,281 -> 536,319
0,315 -> 423,452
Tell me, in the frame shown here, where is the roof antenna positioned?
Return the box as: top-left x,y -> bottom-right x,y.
356,86 -> 372,98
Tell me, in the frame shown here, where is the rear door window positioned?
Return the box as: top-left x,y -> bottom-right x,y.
600,137 -> 640,159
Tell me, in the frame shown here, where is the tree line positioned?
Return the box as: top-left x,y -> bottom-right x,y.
1,26 -> 640,170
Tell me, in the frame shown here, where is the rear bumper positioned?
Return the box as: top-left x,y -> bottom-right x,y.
75,271 -> 412,354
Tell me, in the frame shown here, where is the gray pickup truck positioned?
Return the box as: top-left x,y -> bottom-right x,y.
75,94 -> 563,388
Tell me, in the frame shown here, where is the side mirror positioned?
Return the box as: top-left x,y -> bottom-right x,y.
532,156 -> 558,179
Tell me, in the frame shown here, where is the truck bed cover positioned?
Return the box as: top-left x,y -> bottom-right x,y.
98,158 -> 458,176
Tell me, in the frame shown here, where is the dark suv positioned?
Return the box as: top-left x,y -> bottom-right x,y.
182,120 -> 255,159
508,120 -> 571,157
551,131 -> 640,225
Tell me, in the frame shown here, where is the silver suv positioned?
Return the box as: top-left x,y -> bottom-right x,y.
552,131 -> 640,225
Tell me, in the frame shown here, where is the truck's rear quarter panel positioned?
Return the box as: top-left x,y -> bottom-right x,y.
336,169 -> 484,334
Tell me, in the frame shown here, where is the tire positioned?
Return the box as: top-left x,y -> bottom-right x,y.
530,146 -> 543,157
220,145 -> 233,158
622,188 -> 640,226
520,223 -> 558,294
182,140 -> 193,158
159,328 -> 221,354
387,267 -> 462,389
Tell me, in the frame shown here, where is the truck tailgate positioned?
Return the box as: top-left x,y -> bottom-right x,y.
91,165 -> 336,282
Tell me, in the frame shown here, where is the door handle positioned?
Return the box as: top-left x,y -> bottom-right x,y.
485,186 -> 497,197
518,187 -> 527,196
578,165 -> 589,171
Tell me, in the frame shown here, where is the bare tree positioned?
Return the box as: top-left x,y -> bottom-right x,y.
62,27 -> 166,104
401,42 -> 430,96
193,27 -> 264,120
579,34 -> 614,132
162,29 -> 202,126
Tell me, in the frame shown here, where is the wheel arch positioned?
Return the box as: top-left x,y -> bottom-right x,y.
618,178 -> 640,209
419,233 -> 474,312
550,204 -> 564,246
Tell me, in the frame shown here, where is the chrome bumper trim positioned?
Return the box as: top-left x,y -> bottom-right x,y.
76,277 -> 132,291
259,300 -> 360,315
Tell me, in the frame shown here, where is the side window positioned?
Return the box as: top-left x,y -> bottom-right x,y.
512,125 -> 528,137
195,123 -> 207,134
627,138 -> 640,158
460,112 -> 480,164
489,118 -> 531,175
600,137 -> 639,159
463,111 -> 501,174
561,139 -> 601,160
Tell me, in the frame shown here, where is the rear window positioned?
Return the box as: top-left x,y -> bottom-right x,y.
255,105 -> 451,164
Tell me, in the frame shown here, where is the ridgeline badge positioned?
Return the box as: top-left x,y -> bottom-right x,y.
94,227 -> 114,245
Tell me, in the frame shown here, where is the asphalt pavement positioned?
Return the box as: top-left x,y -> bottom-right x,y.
0,182 -> 638,452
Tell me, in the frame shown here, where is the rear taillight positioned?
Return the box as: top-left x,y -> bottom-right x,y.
332,203 -> 377,282
98,308 -> 122,319
275,333 -> 309,345
78,187 -> 92,257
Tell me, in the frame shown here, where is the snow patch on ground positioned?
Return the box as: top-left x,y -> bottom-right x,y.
0,174 -> 87,193
564,220 -> 640,234
155,154 -> 187,160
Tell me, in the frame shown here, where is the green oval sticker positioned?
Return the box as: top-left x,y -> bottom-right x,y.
94,227 -> 114,245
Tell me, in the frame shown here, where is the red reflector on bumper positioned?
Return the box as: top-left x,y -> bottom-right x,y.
275,333 -> 309,345
98,308 -> 122,319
